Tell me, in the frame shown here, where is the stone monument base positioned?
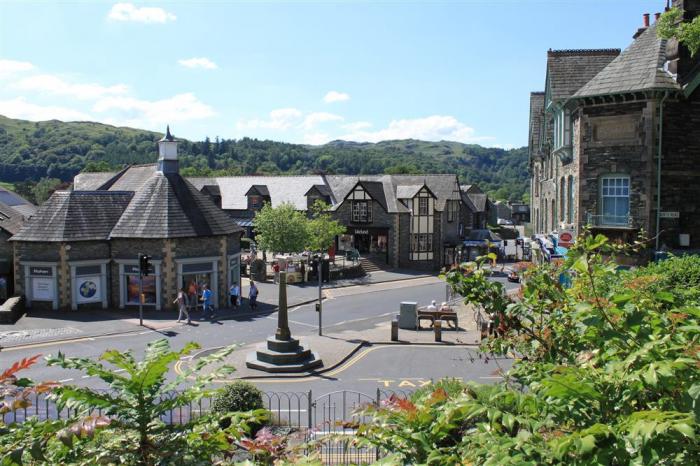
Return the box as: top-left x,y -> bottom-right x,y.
246,337 -> 323,373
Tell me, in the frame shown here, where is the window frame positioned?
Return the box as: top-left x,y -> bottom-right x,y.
351,200 -> 372,223
599,175 -> 630,226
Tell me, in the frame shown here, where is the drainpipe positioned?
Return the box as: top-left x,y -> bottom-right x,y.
655,91 -> 669,252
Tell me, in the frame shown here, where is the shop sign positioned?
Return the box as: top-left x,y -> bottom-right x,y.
76,276 -> 101,304
558,230 -> 575,247
125,264 -> 141,275
30,266 -> 52,276
353,229 -> 369,235
32,277 -> 55,301
659,211 -> 680,219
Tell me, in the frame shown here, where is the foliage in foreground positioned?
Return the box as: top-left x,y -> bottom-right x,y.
659,7 -> 700,57
353,233 -> 699,465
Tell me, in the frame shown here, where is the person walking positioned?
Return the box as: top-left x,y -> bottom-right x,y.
200,284 -> 215,320
229,282 -> 240,309
174,287 -> 191,324
249,281 -> 259,310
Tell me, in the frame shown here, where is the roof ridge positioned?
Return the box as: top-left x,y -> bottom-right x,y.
548,48 -> 621,56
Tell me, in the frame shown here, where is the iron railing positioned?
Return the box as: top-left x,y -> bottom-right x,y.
586,212 -> 634,228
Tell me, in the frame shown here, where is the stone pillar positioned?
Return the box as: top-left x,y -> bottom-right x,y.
275,271 -> 291,341
58,243 -> 71,310
219,236 -> 227,308
162,239 -> 176,311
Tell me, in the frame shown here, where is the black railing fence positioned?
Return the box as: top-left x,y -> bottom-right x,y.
2,388 -> 414,465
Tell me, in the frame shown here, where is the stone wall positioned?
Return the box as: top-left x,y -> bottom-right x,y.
660,94 -> 700,248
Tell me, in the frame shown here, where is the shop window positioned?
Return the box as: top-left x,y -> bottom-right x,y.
75,264 -> 103,305
352,201 -> 372,223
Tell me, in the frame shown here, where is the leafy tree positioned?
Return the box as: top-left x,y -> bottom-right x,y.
354,233 -> 700,465
253,202 -> 309,254
658,7 -> 700,57
39,338 -> 265,465
306,200 -> 346,253
31,177 -> 65,204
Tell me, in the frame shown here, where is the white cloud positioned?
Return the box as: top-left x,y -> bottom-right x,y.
323,91 -> 350,103
92,92 -> 216,127
108,3 -> 176,23
0,97 -> 91,121
236,108 -> 303,131
300,112 -> 343,130
342,121 -> 372,131
13,74 -> 129,100
0,59 -> 35,79
303,132 -> 332,145
178,57 -> 218,70
339,115 -> 494,144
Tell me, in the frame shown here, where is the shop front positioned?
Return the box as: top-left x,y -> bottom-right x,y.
117,260 -> 162,310
22,263 -> 59,310
177,257 -> 219,307
337,227 -> 389,263
70,260 -> 109,310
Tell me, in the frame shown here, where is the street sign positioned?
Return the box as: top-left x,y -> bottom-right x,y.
659,211 -> 680,219
558,230 -> 575,247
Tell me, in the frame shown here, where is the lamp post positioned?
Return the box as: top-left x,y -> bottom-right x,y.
314,254 -> 323,336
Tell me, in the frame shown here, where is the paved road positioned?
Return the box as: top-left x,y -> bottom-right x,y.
0,276 -> 519,389
246,344 -> 512,394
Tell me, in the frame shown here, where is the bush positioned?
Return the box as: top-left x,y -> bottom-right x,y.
618,254 -> 700,305
212,381 -> 265,414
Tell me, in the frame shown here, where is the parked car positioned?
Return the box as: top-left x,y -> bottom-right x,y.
463,229 -> 503,259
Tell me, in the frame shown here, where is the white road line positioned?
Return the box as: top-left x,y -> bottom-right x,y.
264,316 -> 316,329
479,376 -> 504,379
81,375 -> 91,379
59,378 -> 73,383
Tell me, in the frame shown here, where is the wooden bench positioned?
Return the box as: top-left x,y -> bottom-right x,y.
416,310 -> 459,330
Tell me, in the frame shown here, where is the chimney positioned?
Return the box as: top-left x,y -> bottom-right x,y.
655,12 -> 661,22
634,13 -> 650,39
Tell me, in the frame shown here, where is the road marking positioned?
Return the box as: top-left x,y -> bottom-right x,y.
264,316 -> 316,329
59,378 -> 73,383
478,376 -> 504,380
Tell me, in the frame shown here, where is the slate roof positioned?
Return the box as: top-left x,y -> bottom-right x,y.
10,191 -> 133,242
73,172 -> 118,191
245,185 -> 270,197
105,164 -> 157,191
0,202 -> 27,235
304,184 -> 332,199
546,49 -> 620,102
460,185 -> 487,212
396,185 -> 424,199
188,175 -> 325,210
0,187 -> 37,219
109,173 -> 240,239
574,24 -> 680,98
528,92 -> 545,156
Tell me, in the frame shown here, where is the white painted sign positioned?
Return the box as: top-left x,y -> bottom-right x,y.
32,277 -> 55,301
659,211 -> 680,219
76,276 -> 101,304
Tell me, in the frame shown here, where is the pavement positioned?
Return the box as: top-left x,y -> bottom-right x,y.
0,269 -> 433,350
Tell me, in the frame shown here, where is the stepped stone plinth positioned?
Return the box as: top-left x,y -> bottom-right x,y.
246,271 -> 323,373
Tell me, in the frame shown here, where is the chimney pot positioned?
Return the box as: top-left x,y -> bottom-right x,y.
655,12 -> 661,21
643,13 -> 650,27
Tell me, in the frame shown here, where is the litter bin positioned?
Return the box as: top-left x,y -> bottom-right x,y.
398,302 -> 417,329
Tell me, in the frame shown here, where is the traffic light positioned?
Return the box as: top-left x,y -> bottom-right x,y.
138,253 -> 152,276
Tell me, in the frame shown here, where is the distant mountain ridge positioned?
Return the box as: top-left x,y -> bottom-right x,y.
0,115 -> 529,201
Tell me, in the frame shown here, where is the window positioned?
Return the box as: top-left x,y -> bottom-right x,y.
553,108 -> 571,151
447,200 -> 459,222
249,195 -> 262,210
568,176 -> 574,223
560,177 -> 566,222
411,233 -> 433,252
418,197 -> 429,215
600,176 -> 630,225
352,201 -> 372,223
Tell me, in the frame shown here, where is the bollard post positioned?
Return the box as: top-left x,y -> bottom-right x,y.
434,319 -> 442,342
391,315 -> 399,341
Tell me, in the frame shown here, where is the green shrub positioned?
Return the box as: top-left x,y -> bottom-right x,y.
619,254 -> 700,305
212,381 -> 265,414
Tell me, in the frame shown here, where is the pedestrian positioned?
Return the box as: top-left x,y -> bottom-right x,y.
427,300 -> 437,312
229,282 -> 240,309
200,284 -> 215,320
174,287 -> 191,324
187,281 -> 198,313
300,263 -> 306,283
249,281 -> 259,310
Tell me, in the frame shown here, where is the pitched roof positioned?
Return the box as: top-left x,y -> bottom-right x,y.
396,185 -> 424,199
460,184 -> 487,212
304,184 -> 332,199
245,185 -> 270,197
0,186 -> 37,220
574,24 -> 680,98
188,175 -> 325,210
528,92 -> 545,157
0,201 -> 27,235
10,191 -> 133,242
546,49 -> 620,102
109,173 -> 240,239
73,172 -> 118,191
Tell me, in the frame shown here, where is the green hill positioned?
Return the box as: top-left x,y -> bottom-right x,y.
0,115 -> 529,202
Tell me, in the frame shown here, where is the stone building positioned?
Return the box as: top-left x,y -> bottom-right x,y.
77,171 -> 484,270
529,3 -> 700,250
0,189 -> 36,302
11,128 -> 242,311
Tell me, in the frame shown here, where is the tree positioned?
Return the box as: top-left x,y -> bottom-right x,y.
658,7 -> 700,57
32,177 -> 65,204
253,202 -> 309,254
306,200 -> 346,253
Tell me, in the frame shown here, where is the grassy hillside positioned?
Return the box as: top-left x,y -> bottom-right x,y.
0,115 -> 529,201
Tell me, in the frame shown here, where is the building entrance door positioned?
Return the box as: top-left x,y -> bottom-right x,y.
354,234 -> 371,253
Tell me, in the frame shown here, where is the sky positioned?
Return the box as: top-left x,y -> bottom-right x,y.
0,0 -> 667,148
